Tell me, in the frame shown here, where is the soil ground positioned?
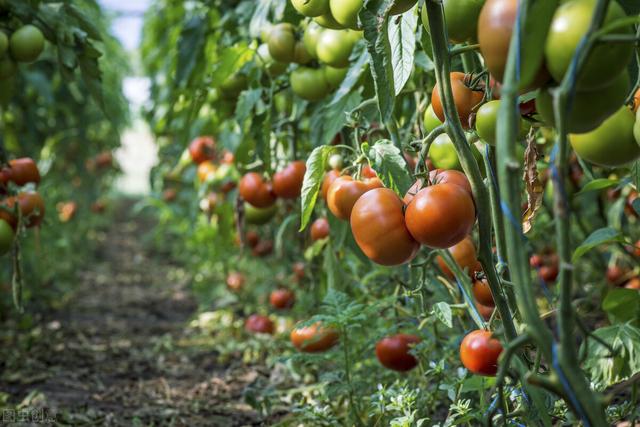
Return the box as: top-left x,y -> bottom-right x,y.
0,204 -> 273,426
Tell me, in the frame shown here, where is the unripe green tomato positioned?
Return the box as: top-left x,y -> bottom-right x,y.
256,44 -> 287,77
328,153 -> 344,169
0,56 -> 16,79
545,0 -> 634,90
569,107 -> 640,168
330,0 -> 362,29
261,23 -> 274,42
429,134 -> 460,170
423,104 -> 443,134
290,66 -> 331,101
294,41 -> 313,65
421,0 -> 484,44
245,203 -> 278,225
0,32 -> 7,57
0,219 -> 14,256
219,73 -> 247,99
536,72 -> 629,134
9,25 -> 45,63
317,29 -> 357,68
429,133 -> 482,171
268,23 -> 296,63
291,0 -> 329,17
324,66 -> 348,89
314,12 -> 345,30
303,22 -> 324,58
475,100 -> 528,145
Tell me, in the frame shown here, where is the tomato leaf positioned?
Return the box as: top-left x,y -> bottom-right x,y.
235,88 -> 263,125
299,146 -> 332,231
329,44 -> 368,106
582,323 -> 640,389
360,0 -> 395,122
602,288 -> 640,326
572,227 -> 624,262
368,140 -> 412,195
575,178 -> 620,196
388,9 -> 417,95
310,90 -> 363,147
175,14 -> 209,87
432,302 -> 453,328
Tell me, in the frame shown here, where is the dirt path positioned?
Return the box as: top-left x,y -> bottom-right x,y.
0,204 -> 267,426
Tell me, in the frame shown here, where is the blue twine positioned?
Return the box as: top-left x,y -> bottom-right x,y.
551,343 -> 591,427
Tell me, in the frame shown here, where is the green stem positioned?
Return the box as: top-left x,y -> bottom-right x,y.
424,0 -> 516,342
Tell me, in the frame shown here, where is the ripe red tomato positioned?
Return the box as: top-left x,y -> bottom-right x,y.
272,161 -> 306,199
460,330 -> 503,376
0,192 -> 45,228
310,217 -> 330,241
436,237 -> 480,279
476,301 -> 495,321
404,169 -> 472,204
431,72 -> 483,129
361,164 -> 377,178
163,188 -> 177,202
226,272 -> 245,292
405,183 -> 476,248
321,169 -> 341,199
529,254 -> 543,268
291,322 -> 339,353
245,314 -> 275,335
246,230 -> 260,248
239,172 -> 276,208
350,188 -> 420,266
270,288 -> 295,309
57,201 -> 78,223
197,161 -> 217,183
252,240 -> 274,257
606,265 -> 626,285
95,152 -> 113,169
539,264 -> 559,283
0,158 -> 40,187
375,334 -> 421,372
326,175 -> 383,220
189,136 -> 216,164
625,278 -> 640,290
472,279 -> 494,307
293,261 -> 306,281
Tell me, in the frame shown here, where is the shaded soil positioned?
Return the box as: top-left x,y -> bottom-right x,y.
0,204 -> 270,426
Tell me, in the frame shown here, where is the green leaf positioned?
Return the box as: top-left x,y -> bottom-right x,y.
602,288 -> 640,325
310,90 -> 363,147
432,302 -> 453,328
175,14 -> 209,87
329,45 -> 368,106
368,140 -> 412,194
235,88 -> 263,125
360,0 -> 395,122
387,9 -> 417,95
572,227 -> 624,262
582,323 -> 640,389
299,146 -> 333,231
575,178 -> 619,196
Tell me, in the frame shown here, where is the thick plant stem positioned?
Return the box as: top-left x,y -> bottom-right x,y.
496,0 -> 608,424
424,0 -> 516,342
549,0 -> 612,425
